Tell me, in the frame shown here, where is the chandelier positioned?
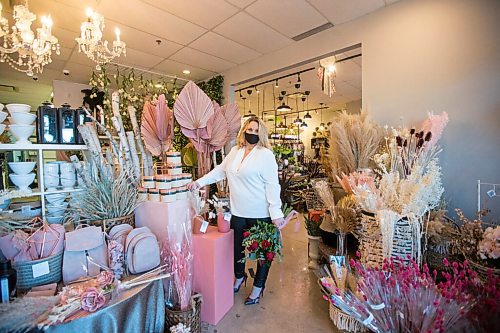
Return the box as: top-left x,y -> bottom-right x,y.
76,8 -> 126,70
0,2 -> 60,76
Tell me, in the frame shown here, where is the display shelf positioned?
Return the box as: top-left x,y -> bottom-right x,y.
0,143 -> 87,151
6,187 -> 84,197
1,142 -> 88,220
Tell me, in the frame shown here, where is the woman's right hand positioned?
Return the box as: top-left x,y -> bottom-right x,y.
187,181 -> 201,191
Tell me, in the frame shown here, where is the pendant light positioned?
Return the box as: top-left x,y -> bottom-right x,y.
277,90 -> 291,112
304,92 -> 312,119
242,94 -> 256,118
319,103 -> 325,130
301,122 -> 308,128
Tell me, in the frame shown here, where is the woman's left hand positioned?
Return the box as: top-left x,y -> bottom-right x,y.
272,217 -> 286,230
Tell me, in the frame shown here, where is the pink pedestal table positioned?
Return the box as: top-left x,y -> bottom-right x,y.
193,226 -> 234,325
136,202 -> 234,325
134,200 -> 189,243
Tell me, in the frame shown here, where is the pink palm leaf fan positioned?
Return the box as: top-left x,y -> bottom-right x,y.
174,81 -> 214,177
141,94 -> 174,170
219,102 -> 241,156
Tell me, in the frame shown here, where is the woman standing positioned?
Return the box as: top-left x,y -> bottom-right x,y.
188,116 -> 284,305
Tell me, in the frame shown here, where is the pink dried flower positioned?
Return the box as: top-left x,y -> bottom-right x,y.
97,270 -> 115,288
80,287 -> 106,312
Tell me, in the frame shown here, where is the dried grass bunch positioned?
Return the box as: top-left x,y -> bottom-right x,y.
328,110 -> 384,176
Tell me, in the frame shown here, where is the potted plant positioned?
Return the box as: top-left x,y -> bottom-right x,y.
304,215 -> 322,269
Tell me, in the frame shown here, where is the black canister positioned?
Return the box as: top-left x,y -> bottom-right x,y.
0,260 -> 17,303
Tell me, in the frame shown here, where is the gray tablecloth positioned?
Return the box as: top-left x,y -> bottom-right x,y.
45,280 -> 165,333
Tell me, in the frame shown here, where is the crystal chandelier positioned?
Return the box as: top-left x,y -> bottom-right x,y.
76,8 -> 126,70
0,2 -> 60,76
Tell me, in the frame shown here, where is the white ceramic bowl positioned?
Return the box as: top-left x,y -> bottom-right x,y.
44,174 -> 60,190
0,124 -> 5,136
9,124 -> 35,144
47,215 -> 65,224
47,205 -> 67,215
9,173 -> 35,191
9,111 -> 36,125
45,193 -> 67,205
44,163 -> 60,176
60,174 -> 76,189
0,111 -> 7,123
8,162 -> 36,175
6,104 -> 31,113
0,103 -> 4,112
60,163 -> 75,174
46,201 -> 68,211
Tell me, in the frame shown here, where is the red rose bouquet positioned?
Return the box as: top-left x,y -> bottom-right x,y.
242,221 -> 282,266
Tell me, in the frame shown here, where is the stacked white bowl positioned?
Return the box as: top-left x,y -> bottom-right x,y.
45,192 -> 68,224
60,162 -> 76,189
8,161 -> 36,192
44,162 -> 60,191
6,104 -> 36,145
0,103 -> 7,138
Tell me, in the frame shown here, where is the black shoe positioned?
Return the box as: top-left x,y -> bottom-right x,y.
234,273 -> 248,293
244,288 -> 264,305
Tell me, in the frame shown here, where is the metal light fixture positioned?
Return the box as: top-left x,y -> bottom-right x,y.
76,8 -> 126,70
0,1 -> 60,76
301,122 -> 308,128
277,91 -> 291,112
241,97 -> 255,118
319,103 -> 325,130
274,79 -> 279,88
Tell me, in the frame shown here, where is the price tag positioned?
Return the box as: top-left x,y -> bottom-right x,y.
32,261 -> 50,279
223,212 -> 232,221
200,220 -> 209,233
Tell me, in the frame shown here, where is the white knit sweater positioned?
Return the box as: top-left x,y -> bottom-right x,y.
197,146 -> 283,220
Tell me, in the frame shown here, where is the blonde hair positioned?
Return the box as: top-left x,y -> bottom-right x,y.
236,116 -> 271,149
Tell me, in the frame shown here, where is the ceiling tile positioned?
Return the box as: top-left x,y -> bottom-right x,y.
27,0 -> 84,33
114,48 -> 164,69
45,59 -> 67,72
151,59 -> 215,81
245,0 -> 327,38
57,62 -> 94,84
213,12 -> 291,53
170,47 -> 236,73
141,0 -> 239,29
307,0 -> 385,25
189,32 -> 261,64
102,21 -> 183,59
57,46 -> 74,62
98,0 -> 206,45
68,48 -> 97,67
224,0 -> 257,9
51,26 -> 78,50
52,0 -> 104,10
336,61 -> 362,82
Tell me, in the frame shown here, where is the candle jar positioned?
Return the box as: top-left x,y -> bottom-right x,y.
170,175 -> 182,188
160,189 -> 176,203
166,152 -> 181,165
142,176 -> 155,189
176,186 -> 188,200
155,175 -> 172,190
138,187 -> 148,201
58,103 -> 76,144
148,188 -> 160,202
167,163 -> 183,175
75,107 -> 91,144
36,101 -> 59,144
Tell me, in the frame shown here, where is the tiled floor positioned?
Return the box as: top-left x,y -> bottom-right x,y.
212,216 -> 336,333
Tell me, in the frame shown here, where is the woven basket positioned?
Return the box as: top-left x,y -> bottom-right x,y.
468,258 -> 500,282
165,294 -> 203,333
329,303 -> 366,333
93,214 -> 135,233
13,251 -> 63,290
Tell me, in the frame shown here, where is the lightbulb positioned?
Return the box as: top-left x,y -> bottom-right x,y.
327,64 -> 336,73
115,27 -> 121,42
41,16 -> 53,27
86,8 -> 93,17
182,69 -> 191,75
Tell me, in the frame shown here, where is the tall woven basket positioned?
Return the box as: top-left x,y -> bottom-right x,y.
468,258 -> 500,282
165,294 -> 203,333
93,214 -> 135,233
13,251 -> 63,290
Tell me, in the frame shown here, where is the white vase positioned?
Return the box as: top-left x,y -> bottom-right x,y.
307,235 -> 321,269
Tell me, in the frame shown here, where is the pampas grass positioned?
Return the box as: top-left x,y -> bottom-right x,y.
328,110 -> 384,176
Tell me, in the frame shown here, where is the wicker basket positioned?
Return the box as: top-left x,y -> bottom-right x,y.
12,251 -> 63,290
93,214 -> 135,233
329,303 -> 366,333
468,258 -> 500,282
165,294 -> 203,333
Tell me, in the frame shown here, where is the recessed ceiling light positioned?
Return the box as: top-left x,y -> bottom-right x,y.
182,69 -> 190,75
155,83 -> 163,88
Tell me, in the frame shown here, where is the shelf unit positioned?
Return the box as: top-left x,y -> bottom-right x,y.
0,143 -> 88,220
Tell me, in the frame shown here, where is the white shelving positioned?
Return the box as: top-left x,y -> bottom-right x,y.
0,143 -> 88,220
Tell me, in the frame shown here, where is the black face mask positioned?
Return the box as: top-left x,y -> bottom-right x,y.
245,132 -> 259,145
